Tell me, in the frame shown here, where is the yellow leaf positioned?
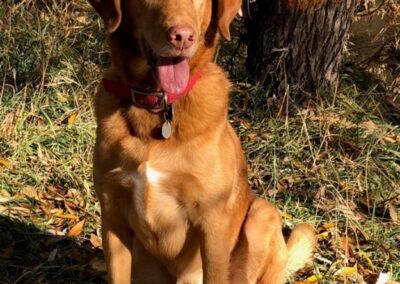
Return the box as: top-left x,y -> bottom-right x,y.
322,223 -> 336,230
0,189 -> 11,198
318,231 -> 330,240
55,211 -> 79,220
0,158 -> 11,168
54,208 -> 78,219
68,112 -> 78,127
334,266 -> 357,276
90,234 -> 103,248
303,274 -> 323,283
57,93 -> 68,103
54,208 -> 63,215
281,212 -> 293,220
359,251 -> 376,270
67,220 -> 85,237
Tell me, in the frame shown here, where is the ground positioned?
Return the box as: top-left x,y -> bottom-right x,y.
0,1 -> 399,283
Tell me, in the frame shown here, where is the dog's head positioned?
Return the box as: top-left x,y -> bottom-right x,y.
89,0 -> 241,93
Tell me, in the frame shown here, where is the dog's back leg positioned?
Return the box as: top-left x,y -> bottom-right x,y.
229,198 -> 288,284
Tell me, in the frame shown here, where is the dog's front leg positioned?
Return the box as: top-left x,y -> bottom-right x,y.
200,212 -> 231,284
102,209 -> 133,284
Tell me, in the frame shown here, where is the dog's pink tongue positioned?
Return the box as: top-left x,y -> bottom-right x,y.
157,57 -> 189,95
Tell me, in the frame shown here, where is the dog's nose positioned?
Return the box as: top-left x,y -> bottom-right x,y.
168,25 -> 195,49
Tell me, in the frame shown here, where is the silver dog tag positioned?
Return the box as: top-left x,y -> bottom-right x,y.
162,120 -> 172,139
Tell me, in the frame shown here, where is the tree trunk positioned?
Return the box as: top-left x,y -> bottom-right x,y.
246,0 -> 359,96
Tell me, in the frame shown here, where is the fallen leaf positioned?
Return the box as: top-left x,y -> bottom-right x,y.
64,203 -> 77,216
321,223 -> 336,231
318,231 -> 330,240
357,264 -> 376,280
340,236 -> 355,258
361,120 -> 379,132
292,160 -> 304,169
247,132 -> 258,141
55,209 -> 78,220
76,15 -> 88,24
45,229 -> 66,236
302,274 -> 323,283
382,135 -> 398,144
0,189 -> 11,197
67,220 -> 85,237
308,113 -> 340,124
0,196 -> 10,204
276,181 -> 286,192
90,234 -> 103,248
334,266 -> 358,277
240,120 -> 252,129
281,212 -> 293,220
0,205 -> 7,213
20,187 -> 39,200
68,112 -> 78,127
10,206 -> 31,215
90,258 -> 107,272
359,251 -> 376,270
388,202 -> 398,223
40,204 -> 52,216
0,157 -> 11,168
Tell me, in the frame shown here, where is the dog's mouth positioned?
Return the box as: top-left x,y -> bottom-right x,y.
143,42 -> 190,95
156,56 -> 189,95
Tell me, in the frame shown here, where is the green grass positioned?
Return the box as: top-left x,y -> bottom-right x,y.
0,1 -> 399,283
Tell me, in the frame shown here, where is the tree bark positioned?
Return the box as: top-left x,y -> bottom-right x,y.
246,0 -> 359,96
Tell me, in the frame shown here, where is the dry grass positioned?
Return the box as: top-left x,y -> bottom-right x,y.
0,1 -> 399,283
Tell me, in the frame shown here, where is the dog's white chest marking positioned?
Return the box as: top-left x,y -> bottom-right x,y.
134,162 -> 188,258
145,162 -> 164,184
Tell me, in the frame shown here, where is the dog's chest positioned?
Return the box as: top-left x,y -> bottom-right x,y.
127,162 -> 191,259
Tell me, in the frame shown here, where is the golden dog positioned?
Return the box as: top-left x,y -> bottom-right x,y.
89,0 -> 317,283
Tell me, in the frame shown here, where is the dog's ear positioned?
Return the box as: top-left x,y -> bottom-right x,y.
218,0 -> 242,41
89,0 -> 122,33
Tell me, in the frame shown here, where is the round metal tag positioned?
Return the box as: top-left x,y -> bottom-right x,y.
161,121 -> 172,139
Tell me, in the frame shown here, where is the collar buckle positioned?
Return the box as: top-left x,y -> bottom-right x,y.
130,88 -> 166,110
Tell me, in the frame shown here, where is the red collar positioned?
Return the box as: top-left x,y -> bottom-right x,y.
102,70 -> 202,110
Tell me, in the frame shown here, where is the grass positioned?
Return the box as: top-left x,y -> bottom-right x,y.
0,1 -> 399,283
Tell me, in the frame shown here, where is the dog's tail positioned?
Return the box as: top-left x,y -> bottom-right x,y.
285,223 -> 317,277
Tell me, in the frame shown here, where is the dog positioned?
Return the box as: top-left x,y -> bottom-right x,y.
89,0 -> 317,283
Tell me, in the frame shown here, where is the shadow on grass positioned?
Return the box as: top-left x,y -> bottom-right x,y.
0,216 -> 106,284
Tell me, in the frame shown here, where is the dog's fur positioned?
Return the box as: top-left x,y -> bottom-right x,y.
89,0 -> 317,283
